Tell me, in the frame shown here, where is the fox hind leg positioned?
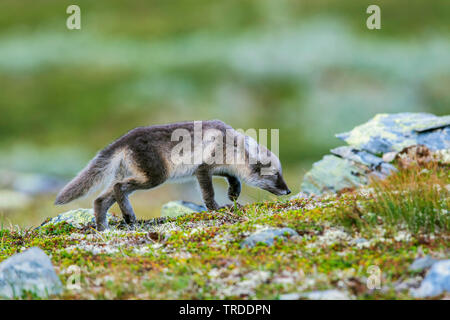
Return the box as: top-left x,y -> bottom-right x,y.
94,188 -> 116,231
113,179 -> 140,226
113,177 -> 160,226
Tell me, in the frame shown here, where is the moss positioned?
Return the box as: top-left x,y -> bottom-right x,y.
0,167 -> 448,299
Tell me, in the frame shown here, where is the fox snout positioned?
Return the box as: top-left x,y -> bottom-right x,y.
266,187 -> 291,196
263,174 -> 291,196
276,174 -> 291,195
273,187 -> 291,196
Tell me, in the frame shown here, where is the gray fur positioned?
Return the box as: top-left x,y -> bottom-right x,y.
54,120 -> 290,230
54,154 -> 110,205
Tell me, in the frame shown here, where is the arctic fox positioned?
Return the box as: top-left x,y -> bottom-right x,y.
55,120 -> 290,230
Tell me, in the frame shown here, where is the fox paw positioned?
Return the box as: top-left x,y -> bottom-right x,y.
219,203 -> 242,210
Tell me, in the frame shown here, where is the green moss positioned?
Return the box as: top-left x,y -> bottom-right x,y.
0,168 -> 448,299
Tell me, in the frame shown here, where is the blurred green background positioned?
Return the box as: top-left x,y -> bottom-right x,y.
0,0 -> 449,227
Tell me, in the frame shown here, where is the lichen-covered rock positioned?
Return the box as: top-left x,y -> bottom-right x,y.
408,256 -> 438,272
301,155 -> 367,195
394,277 -> 423,292
161,200 -> 206,218
331,146 -> 397,175
410,260 -> 450,298
299,112 -> 449,195
336,113 -> 450,154
43,208 -> 117,229
241,227 -> 299,248
0,247 -> 62,299
331,146 -> 384,166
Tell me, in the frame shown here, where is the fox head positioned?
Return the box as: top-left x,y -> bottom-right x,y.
245,144 -> 291,196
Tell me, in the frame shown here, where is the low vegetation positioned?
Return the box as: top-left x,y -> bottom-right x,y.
337,163 -> 449,234
0,164 -> 448,299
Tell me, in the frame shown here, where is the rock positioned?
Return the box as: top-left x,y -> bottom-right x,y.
336,113 -> 450,154
382,151 -> 398,163
42,208 -> 117,229
0,189 -> 32,211
290,191 -> 310,200
161,200 -> 206,218
299,289 -> 351,300
281,289 -> 351,300
354,238 -> 368,244
353,238 -> 370,248
394,276 -> 423,292
434,149 -> 450,164
301,155 -> 367,195
241,227 -> 299,248
410,260 -> 450,298
409,256 -> 438,272
331,146 -> 384,168
301,113 -> 449,195
279,292 -> 301,300
331,146 -> 398,176
0,247 -> 62,299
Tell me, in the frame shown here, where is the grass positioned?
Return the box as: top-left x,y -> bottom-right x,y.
0,165 -> 448,299
336,163 -> 449,234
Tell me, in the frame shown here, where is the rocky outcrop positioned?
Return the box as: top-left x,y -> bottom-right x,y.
300,113 -> 450,195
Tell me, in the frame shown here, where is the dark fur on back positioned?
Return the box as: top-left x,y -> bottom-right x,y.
55,120 -> 230,204
55,120 -> 290,230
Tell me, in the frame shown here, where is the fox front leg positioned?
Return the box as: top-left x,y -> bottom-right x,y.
215,173 -> 242,208
223,174 -> 241,202
196,167 -> 220,211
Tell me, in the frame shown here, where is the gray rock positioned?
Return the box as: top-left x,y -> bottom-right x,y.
161,200 -> 206,218
408,256 -> 438,272
331,146 -> 384,168
300,289 -> 351,300
42,208 -> 117,229
331,146 -> 398,177
301,113 -> 449,195
0,247 -> 62,299
354,238 -> 369,245
301,155 -> 367,195
395,276 -> 423,292
241,227 -> 298,248
290,191 -> 310,200
336,113 -> 450,154
410,260 -> 450,298
279,292 -> 301,300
